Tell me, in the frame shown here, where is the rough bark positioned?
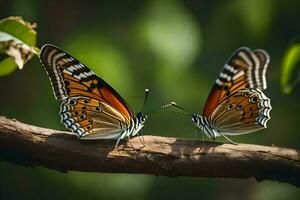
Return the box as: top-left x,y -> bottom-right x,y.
0,116 -> 299,187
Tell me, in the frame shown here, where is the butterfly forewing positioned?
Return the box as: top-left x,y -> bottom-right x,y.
252,50 -> 269,90
40,44 -> 134,138
202,47 -> 270,117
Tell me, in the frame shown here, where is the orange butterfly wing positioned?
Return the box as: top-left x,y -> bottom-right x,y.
210,88 -> 271,134
202,47 -> 270,118
40,44 -> 134,123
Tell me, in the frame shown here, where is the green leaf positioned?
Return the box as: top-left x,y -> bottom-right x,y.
281,43 -> 300,94
0,16 -> 36,46
0,16 -> 39,77
0,57 -> 18,76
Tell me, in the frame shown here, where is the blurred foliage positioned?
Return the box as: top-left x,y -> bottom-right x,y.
136,0 -> 201,69
0,16 -> 38,76
134,0 -> 204,104
1,0 -> 300,200
64,32 -> 135,98
236,0 -> 274,40
281,43 -> 300,94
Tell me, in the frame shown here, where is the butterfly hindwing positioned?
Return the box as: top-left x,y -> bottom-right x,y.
60,97 -> 129,138
40,44 -> 134,138
202,47 -> 270,117
210,88 -> 271,135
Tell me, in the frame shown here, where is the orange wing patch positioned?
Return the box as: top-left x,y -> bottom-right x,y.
203,77 -> 249,117
99,86 -> 133,120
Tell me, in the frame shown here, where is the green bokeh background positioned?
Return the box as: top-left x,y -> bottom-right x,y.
1,0 -> 300,199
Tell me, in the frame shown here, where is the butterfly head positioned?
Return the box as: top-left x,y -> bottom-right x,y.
191,114 -> 200,125
137,112 -> 147,124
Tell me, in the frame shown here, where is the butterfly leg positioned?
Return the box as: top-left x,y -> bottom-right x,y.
192,129 -> 200,145
115,131 -> 127,148
218,131 -> 237,145
137,130 -> 146,148
126,135 -> 135,149
125,135 -> 145,150
115,136 -> 122,148
201,129 -> 206,146
196,129 -> 206,149
129,133 -> 145,150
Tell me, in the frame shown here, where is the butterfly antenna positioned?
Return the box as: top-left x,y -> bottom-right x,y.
144,100 -> 191,116
145,102 -> 175,115
158,101 -> 192,116
161,109 -> 190,116
160,102 -> 175,110
141,88 -> 150,113
169,102 -> 192,115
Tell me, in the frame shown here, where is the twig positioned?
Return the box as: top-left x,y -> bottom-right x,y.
0,116 -> 299,187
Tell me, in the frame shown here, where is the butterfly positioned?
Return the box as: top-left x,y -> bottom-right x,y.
39,44 -> 148,147
171,47 -> 272,144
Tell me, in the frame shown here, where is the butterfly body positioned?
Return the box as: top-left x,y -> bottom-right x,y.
40,44 -> 147,147
191,114 -> 218,139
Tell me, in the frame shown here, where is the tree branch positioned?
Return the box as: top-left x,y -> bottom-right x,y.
1,116 -> 300,187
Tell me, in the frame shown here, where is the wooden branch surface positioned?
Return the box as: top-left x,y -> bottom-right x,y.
0,116 -> 300,187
